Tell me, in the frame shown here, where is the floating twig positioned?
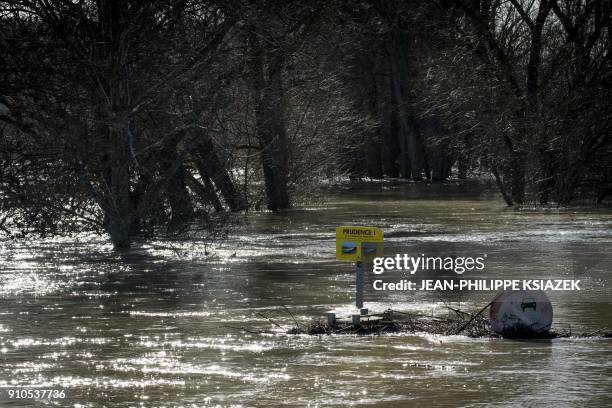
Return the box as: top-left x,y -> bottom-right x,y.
282,305 -> 301,330
257,312 -> 284,329
455,293 -> 504,335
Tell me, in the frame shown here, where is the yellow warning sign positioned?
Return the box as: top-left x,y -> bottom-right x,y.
336,226 -> 384,261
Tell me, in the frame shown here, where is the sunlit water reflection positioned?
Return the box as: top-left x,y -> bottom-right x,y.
1,181 -> 611,407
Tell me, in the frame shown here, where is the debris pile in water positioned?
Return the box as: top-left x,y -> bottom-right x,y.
286,309 -> 496,337
228,306 -> 611,339
283,308 -> 610,339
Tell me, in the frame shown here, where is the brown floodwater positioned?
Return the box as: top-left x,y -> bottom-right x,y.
0,181 -> 611,407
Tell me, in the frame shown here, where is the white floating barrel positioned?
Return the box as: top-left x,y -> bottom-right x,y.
490,290 -> 553,334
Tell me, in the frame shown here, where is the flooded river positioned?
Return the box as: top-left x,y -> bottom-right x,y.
1,181 -> 611,407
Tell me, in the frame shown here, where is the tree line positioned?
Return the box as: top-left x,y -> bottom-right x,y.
1,0 -> 610,248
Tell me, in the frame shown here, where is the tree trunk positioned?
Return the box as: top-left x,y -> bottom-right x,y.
509,152 -> 526,205
555,161 -> 583,206
185,172 -> 223,212
537,152 -> 556,204
431,149 -> 451,181
97,0 -> 135,249
527,0 -> 554,204
103,124 -> 133,249
356,45 -> 383,179
377,59 -> 400,178
249,39 -> 290,211
388,29 -> 426,180
492,166 -> 513,206
365,136 -> 383,179
162,160 -> 194,232
192,132 -> 246,211
457,156 -> 468,179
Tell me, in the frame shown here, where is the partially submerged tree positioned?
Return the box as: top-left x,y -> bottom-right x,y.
0,0 -> 240,247
1,0 -> 610,249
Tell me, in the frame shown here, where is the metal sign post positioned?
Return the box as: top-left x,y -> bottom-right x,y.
355,261 -> 364,309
